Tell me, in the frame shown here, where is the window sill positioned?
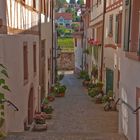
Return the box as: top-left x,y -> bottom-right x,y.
125,52 -> 140,61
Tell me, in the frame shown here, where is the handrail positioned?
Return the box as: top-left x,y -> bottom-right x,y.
0,99 -> 19,111
121,99 -> 140,114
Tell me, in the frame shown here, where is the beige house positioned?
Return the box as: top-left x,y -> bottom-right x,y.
103,0 -> 122,97
0,0 -> 54,133
86,0 -> 103,80
119,0 -> 140,139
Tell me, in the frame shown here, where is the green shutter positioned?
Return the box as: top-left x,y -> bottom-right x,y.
123,0 -> 131,51
115,15 -> 119,44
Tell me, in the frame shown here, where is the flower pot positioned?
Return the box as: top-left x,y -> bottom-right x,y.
33,123 -> 47,131
46,114 -> 52,120
55,93 -> 65,97
48,96 -> 55,102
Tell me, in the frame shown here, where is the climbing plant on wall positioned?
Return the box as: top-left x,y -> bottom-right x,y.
0,64 -> 10,128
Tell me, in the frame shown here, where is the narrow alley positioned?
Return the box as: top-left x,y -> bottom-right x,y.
4,73 -> 126,140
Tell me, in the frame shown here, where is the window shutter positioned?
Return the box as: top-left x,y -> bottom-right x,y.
123,0 -> 131,51
115,15 -> 119,44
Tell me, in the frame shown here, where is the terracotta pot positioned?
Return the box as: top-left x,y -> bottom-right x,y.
48,96 -> 55,102
33,123 -> 47,131
55,93 -> 65,97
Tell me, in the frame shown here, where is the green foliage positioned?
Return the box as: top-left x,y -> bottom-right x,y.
83,48 -> 90,54
77,0 -> 84,5
79,71 -> 88,79
58,38 -> 74,49
43,106 -> 54,114
0,64 -> 10,128
88,88 -> 99,98
84,75 -> 90,81
102,90 -> 114,103
88,81 -> 104,98
0,118 -> 4,128
96,81 -> 104,89
57,27 -> 74,38
56,74 -> 64,81
0,131 -> 6,138
71,23 -> 80,30
53,83 -> 67,95
56,0 -> 67,11
91,65 -> 98,79
42,97 -> 49,105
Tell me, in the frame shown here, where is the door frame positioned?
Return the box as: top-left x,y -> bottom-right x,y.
106,68 -> 114,94
136,87 -> 140,140
28,87 -> 34,124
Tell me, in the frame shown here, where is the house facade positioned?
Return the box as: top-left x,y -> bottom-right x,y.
73,31 -> 83,73
0,0 -> 54,133
103,0 -> 122,97
119,0 -> 140,139
55,13 -> 73,28
87,0 -> 103,80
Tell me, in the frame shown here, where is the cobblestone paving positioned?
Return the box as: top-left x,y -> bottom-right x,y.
4,73 -> 127,140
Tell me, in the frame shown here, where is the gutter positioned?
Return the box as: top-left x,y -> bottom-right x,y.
100,0 -> 106,81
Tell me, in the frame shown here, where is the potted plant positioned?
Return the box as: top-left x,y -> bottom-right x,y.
88,87 -> 98,98
83,48 -> 89,54
91,65 -> 98,80
33,113 -> 47,131
47,92 -> 55,102
55,85 -> 66,97
82,74 -> 91,88
43,106 -> 54,114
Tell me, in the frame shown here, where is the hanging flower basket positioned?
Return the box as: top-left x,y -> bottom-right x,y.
88,38 -> 101,47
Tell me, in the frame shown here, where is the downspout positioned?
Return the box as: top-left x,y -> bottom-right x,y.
100,0 -> 106,81
38,1 -> 41,111
51,0 -> 54,84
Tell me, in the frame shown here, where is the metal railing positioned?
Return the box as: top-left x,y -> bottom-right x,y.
0,99 -> 19,111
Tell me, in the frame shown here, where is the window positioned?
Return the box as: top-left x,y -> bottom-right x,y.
75,38 -> 77,47
41,40 -> 45,58
33,0 -> 36,9
23,43 -> 28,81
41,0 -> 46,14
108,15 -> 113,37
92,28 -> 95,39
115,15 -> 119,44
115,13 -> 122,45
123,2 -> 131,51
48,58 -> 51,70
33,44 -> 36,73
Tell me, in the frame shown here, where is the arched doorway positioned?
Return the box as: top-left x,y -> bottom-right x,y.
28,87 -> 34,124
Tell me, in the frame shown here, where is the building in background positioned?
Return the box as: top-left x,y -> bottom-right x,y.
55,13 -> 73,28
0,0 -> 55,133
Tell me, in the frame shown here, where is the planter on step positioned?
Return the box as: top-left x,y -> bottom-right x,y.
55,93 -> 65,97
33,123 -> 47,131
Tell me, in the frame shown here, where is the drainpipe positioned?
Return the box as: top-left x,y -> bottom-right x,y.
138,11 -> 140,55
38,1 -> 42,111
100,0 -> 106,81
51,0 -> 54,84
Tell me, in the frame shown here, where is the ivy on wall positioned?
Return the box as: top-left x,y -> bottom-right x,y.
0,64 -> 10,129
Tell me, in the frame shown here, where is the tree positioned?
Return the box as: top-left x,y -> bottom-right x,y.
56,0 -> 67,11
77,0 -> 84,5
